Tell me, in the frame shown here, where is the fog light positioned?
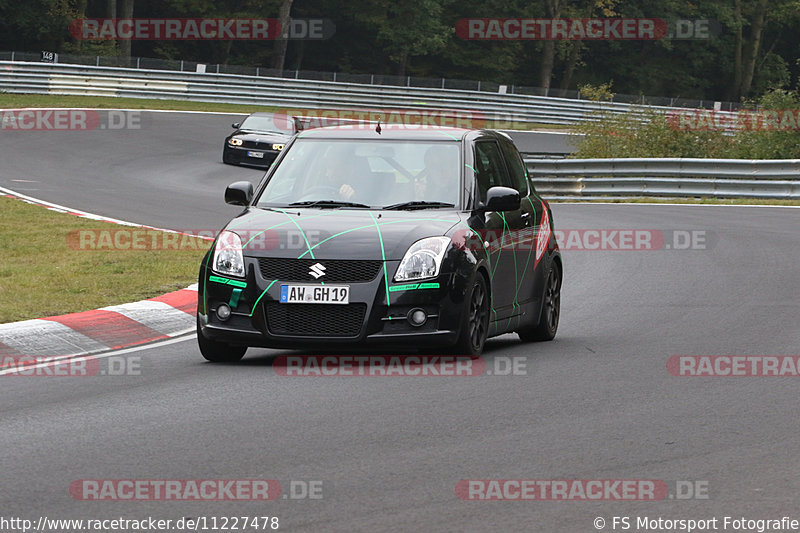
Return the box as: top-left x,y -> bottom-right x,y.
216,304 -> 232,321
408,308 -> 427,327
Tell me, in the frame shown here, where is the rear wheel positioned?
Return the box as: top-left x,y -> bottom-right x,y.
518,263 -> 561,342
452,274 -> 490,356
196,317 -> 247,362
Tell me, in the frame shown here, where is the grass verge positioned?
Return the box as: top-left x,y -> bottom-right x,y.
0,93 -> 280,114
0,195 -> 208,323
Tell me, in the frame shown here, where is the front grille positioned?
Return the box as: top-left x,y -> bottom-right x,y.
242,141 -> 276,150
265,302 -> 366,337
258,258 -> 383,283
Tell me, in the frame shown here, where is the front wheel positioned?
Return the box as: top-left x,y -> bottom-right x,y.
452,274 -> 490,356
518,263 -> 561,342
197,317 -> 247,362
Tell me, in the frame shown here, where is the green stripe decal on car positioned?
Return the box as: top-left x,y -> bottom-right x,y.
389,282 -> 440,292
389,283 -> 418,292
249,279 -> 277,317
209,275 -> 247,288
229,288 -> 242,307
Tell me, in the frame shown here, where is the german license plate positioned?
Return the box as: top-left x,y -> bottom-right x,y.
247,151 -> 265,158
280,284 -> 350,304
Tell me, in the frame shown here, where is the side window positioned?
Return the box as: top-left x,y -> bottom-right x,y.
474,141 -> 511,202
499,139 -> 529,195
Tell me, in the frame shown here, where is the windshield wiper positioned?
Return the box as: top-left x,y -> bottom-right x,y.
288,200 -> 371,208
382,201 -> 455,210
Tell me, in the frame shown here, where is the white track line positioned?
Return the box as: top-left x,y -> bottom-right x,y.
0,331 -> 195,376
0,185 -> 215,238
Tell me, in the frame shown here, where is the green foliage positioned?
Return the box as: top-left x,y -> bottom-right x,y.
579,82 -> 614,101
572,89 -> 800,159
3,0 -> 800,102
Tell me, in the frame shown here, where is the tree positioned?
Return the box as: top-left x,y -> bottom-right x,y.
120,0 -> 134,58
271,0 -> 293,70
374,0 -> 453,76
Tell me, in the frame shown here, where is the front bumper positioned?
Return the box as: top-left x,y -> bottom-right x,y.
198,256 -> 472,349
223,145 -> 280,167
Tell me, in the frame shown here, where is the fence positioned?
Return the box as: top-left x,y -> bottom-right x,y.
1,50 -> 740,110
0,60 -> 739,127
525,158 -> 800,199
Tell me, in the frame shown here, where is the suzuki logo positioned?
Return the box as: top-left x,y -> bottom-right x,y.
309,263 -> 326,279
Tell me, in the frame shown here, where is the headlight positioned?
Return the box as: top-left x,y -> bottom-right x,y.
229,138 -> 243,146
394,236 -> 450,282
272,143 -> 284,150
212,231 -> 245,277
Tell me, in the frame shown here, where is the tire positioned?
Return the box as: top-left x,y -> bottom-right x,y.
452,273 -> 490,356
196,317 -> 247,362
518,263 -> 561,342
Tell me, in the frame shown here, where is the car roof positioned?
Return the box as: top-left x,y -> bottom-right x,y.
296,123 -> 476,141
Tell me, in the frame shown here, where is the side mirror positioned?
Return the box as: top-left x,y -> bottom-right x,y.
484,186 -> 520,212
231,122 -> 240,129
225,181 -> 254,206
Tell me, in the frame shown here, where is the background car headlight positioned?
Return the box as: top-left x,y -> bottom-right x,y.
212,231 -> 245,277
229,138 -> 243,146
272,143 -> 284,150
394,236 -> 450,282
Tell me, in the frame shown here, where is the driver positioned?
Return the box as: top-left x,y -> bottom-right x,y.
319,148 -> 371,203
413,145 -> 458,203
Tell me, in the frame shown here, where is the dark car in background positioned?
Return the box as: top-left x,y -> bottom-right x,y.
223,112 -> 294,167
199,124 -> 562,361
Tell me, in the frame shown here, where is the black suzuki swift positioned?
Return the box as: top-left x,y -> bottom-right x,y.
197,124 -> 561,361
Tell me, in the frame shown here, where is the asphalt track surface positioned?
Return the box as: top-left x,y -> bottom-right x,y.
1,111 -> 799,532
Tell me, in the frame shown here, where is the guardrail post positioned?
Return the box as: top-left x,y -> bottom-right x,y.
295,70 -> 299,79
406,76 -> 410,86
96,56 -> 100,66
256,67 -> 260,76
180,60 -> 184,71
10,51 -> 14,61
333,72 -> 336,82
136,57 -> 140,69
441,78 -> 445,89
370,74 -> 374,84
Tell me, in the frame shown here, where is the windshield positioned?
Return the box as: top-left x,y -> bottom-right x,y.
256,139 -> 462,209
239,114 -> 293,134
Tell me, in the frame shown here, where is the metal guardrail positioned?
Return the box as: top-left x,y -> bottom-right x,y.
1,50 -> 741,110
0,61 -> 711,127
525,158 -> 800,199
